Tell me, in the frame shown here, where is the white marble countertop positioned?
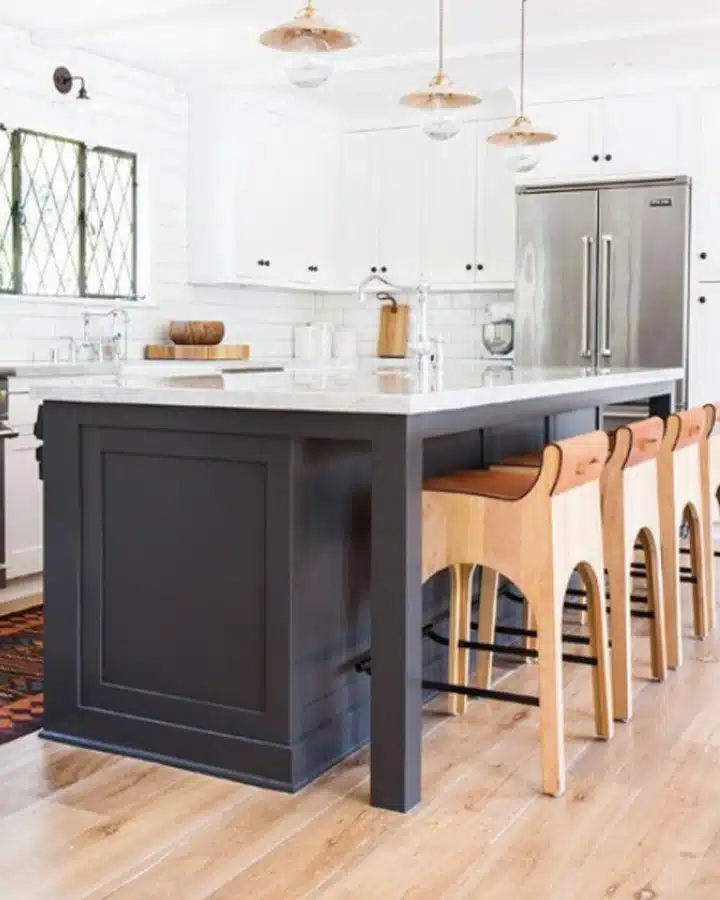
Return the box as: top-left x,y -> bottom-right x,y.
29,361 -> 683,416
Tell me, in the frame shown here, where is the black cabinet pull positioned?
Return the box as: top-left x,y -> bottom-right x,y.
477,264 -> 484,271
266,260 -> 271,267
605,154 -> 613,162
381,266 -> 387,274
258,260 -> 264,266
699,296 -> 708,304
465,263 -> 473,271
700,252 -> 708,260
592,154 -> 600,162
371,266 -> 377,274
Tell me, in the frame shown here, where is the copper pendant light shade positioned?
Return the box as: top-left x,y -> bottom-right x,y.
488,0 -> 557,148
488,114 -> 557,147
400,0 -> 482,111
259,2 -> 359,52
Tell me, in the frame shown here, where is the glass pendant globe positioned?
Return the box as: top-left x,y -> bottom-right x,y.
283,33 -> 333,88
503,142 -> 540,174
423,97 -> 461,142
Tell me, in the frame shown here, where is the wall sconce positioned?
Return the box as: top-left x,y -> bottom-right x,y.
53,66 -> 90,100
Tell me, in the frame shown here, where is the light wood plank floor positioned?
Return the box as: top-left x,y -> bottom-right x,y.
2,618 -> 720,899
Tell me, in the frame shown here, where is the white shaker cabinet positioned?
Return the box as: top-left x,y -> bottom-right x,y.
694,90 -> 720,282
420,125 -> 478,285
600,93 -> 688,178
339,131 -> 382,283
477,119 -> 517,285
518,100 -> 601,182
5,394 -> 43,580
688,287 -> 720,407
378,128 -> 423,285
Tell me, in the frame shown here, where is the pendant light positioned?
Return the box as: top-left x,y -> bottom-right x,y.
259,2 -> 359,90
400,0 -> 482,141
487,0 -> 557,173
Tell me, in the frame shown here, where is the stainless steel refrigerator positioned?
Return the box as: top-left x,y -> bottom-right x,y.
514,177 -> 691,412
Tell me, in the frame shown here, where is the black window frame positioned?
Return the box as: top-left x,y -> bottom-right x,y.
0,125 -> 138,301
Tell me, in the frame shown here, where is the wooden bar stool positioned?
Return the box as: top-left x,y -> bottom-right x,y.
423,431 -> 613,798
491,420 -> 668,722
701,403 -> 720,630
658,408 -> 712,669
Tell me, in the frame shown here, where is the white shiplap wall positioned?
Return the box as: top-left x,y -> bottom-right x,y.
0,24 -> 506,364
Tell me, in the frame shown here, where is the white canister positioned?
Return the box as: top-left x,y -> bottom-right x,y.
313,322 -> 334,361
294,324 -> 316,360
333,328 -> 358,361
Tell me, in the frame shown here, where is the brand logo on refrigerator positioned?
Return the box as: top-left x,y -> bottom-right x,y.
650,198 -> 673,207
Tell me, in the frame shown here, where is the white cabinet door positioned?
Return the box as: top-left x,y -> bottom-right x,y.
688,286 -> 720,406
600,94 -> 686,177
340,131 -> 382,284
477,119 -> 517,284
5,431 -> 43,580
235,109 -> 291,282
421,125 -> 478,285
694,90 -> 720,282
518,100 -> 602,182
378,128 -> 424,285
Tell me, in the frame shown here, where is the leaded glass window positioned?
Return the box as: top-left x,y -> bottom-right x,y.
0,126 -> 138,299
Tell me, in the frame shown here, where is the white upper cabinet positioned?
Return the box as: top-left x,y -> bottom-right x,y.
693,90 -> 720,282
188,93 -> 340,288
519,93 -> 691,183
379,128 -> 424,285
600,93 -> 688,177
339,130 -> 382,284
518,100 -> 602,182
477,119 -> 517,284
420,125 -> 478,285
688,286 -> 720,406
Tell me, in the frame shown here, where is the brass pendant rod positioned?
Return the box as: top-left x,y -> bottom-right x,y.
438,0 -> 445,76
519,0 -> 527,115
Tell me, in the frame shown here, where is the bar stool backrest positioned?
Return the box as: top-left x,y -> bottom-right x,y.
547,431 -> 610,496
703,403 -> 720,436
665,408 -> 708,452
615,417 -> 664,470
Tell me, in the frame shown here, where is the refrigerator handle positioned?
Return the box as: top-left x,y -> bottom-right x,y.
600,235 -> 613,358
581,236 -> 593,359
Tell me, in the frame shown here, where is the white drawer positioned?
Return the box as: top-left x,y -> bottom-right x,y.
8,392 -> 40,429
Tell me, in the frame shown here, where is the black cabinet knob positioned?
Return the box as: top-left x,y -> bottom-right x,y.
266,260 -> 271,267
700,252 -> 708,260
592,155 -> 600,162
477,264 -> 484,271
371,266 -> 377,274
699,296 -> 708,304
258,260 -> 264,266
381,266 -> 387,274
605,154 -> 613,162
465,263 -> 473,271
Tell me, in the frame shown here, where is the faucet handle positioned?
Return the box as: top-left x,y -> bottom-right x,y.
431,335 -> 446,369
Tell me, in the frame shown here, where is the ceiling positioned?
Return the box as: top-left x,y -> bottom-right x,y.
3,0 -> 720,109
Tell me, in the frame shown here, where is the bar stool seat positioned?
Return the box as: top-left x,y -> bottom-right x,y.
423,431 -> 614,798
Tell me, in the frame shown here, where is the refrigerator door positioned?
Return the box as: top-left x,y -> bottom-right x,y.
597,181 -> 689,385
515,188 -> 600,367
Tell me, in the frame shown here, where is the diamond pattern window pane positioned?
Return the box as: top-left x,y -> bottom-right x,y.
86,149 -> 136,298
18,131 -> 80,297
0,130 -> 12,292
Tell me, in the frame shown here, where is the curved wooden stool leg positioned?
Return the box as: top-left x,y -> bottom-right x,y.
639,528 -> 668,683
476,567 -> 499,689
606,543 -> 632,723
523,599 -> 537,660
661,502 -> 682,670
688,509 -> 710,640
583,563 -> 614,740
529,574 -> 565,797
448,564 -> 474,715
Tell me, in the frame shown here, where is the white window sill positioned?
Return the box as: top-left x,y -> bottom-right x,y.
1,293 -> 159,309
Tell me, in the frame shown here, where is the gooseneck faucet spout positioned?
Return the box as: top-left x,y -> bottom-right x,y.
356,274 -> 437,366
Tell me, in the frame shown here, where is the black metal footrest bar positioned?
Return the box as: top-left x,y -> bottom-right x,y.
425,629 -> 598,667
632,561 -> 698,584
680,545 -> 720,560
470,622 -> 591,647
422,679 -> 541,708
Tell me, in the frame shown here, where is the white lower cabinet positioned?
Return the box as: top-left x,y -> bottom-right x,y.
5,429 -> 43,581
688,286 -> 720,407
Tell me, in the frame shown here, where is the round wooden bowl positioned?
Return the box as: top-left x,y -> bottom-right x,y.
169,321 -> 225,346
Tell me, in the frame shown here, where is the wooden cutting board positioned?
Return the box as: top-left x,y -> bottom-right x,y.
144,344 -> 251,361
377,303 -> 410,358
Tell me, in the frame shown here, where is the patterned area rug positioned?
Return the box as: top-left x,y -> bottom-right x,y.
0,606 -> 43,745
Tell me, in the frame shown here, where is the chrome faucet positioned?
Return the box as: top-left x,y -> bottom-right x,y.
356,274 -> 438,365
81,308 -> 130,362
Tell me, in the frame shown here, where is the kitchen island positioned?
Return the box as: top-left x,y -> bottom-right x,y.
33,361 -> 682,813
